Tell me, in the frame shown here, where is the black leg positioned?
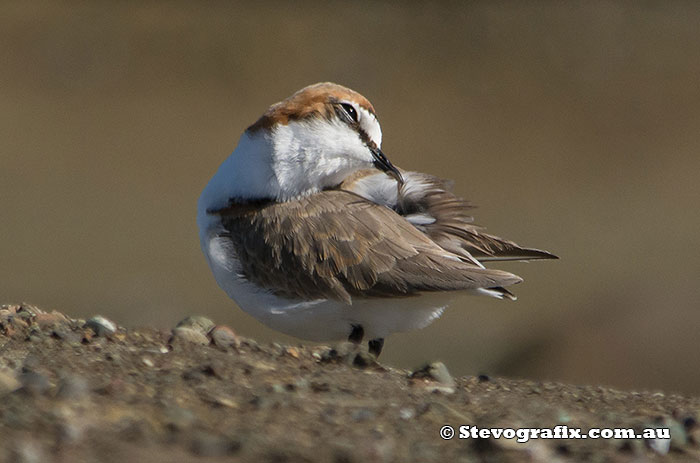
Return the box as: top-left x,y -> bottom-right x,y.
348,324 -> 364,344
368,338 -> 384,357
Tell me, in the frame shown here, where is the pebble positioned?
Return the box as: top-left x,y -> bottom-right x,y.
170,327 -> 210,346
84,316 -> 117,336
665,418 -> 688,450
8,318 -> 29,337
34,312 -> 68,329
0,304 -> 18,317
410,362 -> 455,386
176,316 -> 215,335
0,369 -> 21,396
15,305 -> 43,320
399,408 -> 415,420
199,392 -> 238,409
209,325 -> 239,349
270,383 -> 288,394
647,435 -> 671,455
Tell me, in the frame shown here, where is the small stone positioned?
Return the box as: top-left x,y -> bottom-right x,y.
0,369 -> 21,396
271,383 -> 286,394
8,317 -> 29,336
81,330 -> 94,343
410,362 -> 455,386
666,418 -> 688,450
0,304 -> 19,316
176,316 -> 215,335
204,393 -> 238,409
34,312 -> 68,329
285,347 -> 300,358
209,325 -> 239,349
16,304 -> 43,319
647,436 -> 671,455
84,316 -> 117,336
170,327 -> 209,346
477,374 -> 490,383
141,357 -> 155,368
399,408 -> 415,420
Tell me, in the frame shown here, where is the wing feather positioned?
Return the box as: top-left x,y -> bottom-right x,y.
214,191 -> 521,304
343,170 -> 558,263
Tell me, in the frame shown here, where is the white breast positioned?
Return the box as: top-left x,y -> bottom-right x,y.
198,217 -> 451,341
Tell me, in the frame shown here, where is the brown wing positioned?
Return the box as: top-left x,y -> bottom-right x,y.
213,191 -> 522,304
389,172 -> 558,262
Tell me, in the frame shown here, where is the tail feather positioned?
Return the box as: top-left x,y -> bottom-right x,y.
475,286 -> 517,300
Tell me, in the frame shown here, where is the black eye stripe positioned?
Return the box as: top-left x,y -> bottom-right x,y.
340,103 -> 358,123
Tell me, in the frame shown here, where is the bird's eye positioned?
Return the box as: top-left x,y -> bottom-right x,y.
340,103 -> 359,123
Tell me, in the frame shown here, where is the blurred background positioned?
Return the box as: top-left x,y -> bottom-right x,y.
2,1 -> 699,395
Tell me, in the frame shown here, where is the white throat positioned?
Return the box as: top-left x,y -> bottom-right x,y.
198,118 -> 378,215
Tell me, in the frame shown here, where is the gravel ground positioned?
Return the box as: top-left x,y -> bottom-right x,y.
0,303 -> 698,463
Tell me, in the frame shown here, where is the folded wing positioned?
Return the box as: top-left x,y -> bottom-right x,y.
342,170 -> 558,263
212,190 -> 522,305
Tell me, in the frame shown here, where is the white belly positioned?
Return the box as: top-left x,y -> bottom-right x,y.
201,230 -> 451,341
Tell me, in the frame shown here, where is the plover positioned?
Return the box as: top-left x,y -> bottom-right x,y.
197,83 -> 556,356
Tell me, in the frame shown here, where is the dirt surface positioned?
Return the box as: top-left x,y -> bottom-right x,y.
0,304 -> 698,463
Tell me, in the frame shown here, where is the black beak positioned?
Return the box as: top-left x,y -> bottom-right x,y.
370,147 -> 403,184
